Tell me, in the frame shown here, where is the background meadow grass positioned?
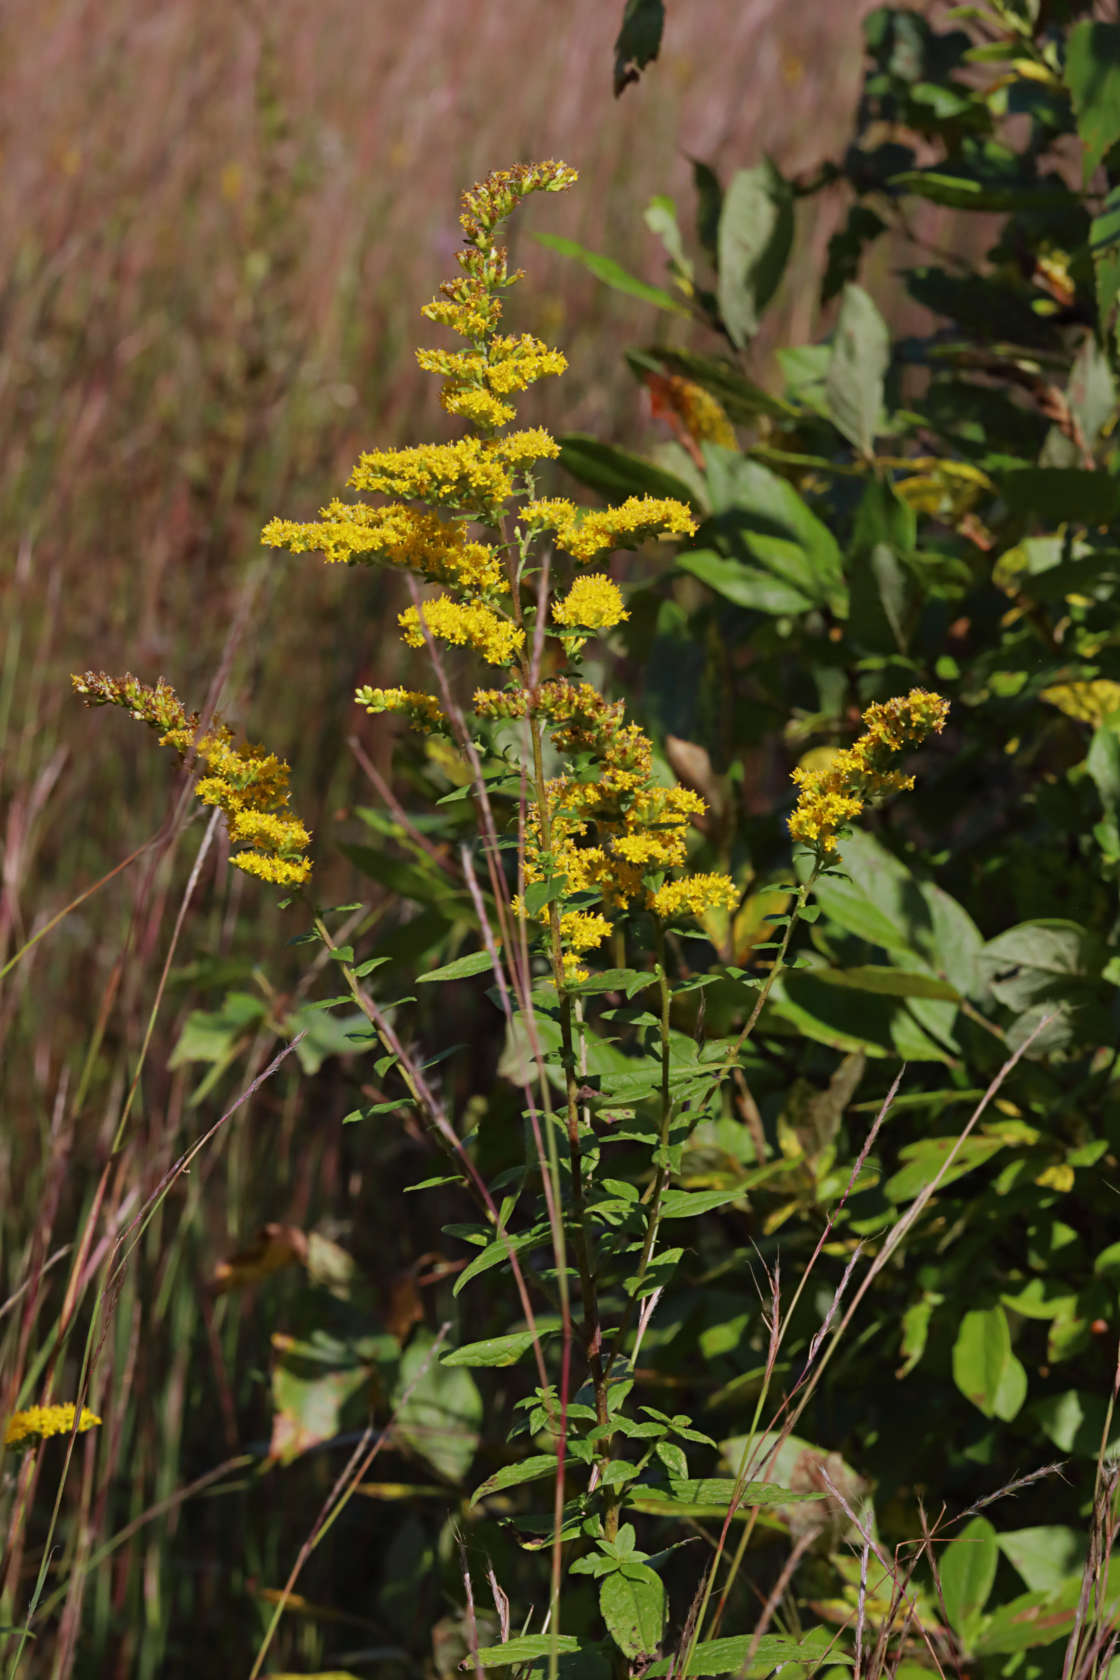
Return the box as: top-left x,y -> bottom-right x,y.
0,1 -> 930,1672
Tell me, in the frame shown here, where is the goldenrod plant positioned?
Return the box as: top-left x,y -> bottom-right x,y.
250,162 -> 946,1674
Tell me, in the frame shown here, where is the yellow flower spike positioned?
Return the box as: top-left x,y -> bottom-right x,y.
553,575 -> 629,632
4,1404 -> 101,1450
349,438 -> 513,510
650,874 -> 739,921
398,597 -> 525,666
560,910 -> 612,954
71,672 -> 312,890
356,685 -> 446,734
788,688 -> 949,859
523,495 -> 697,562
493,428 -> 560,468
262,503 -> 505,594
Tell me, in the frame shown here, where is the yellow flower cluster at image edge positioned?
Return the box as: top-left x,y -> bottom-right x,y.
4,1404 -> 101,1450
71,672 -> 312,887
789,689 -> 950,858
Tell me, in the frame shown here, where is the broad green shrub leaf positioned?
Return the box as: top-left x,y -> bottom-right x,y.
810,966 -> 958,1001
1066,22 -> 1120,181
613,0 -> 664,96
884,1136 -> 1006,1202
952,1305 -> 1026,1421
394,1329 -> 481,1483
770,971 -> 952,1062
646,1630 -> 850,1676
288,1004 -> 379,1074
533,232 -> 686,315
999,1527 -> 1085,1594
826,283 -> 889,456
699,448 -> 846,613
169,992 -> 266,1065
270,1325 -> 387,1464
717,162 -> 794,347
971,1558 -> 1120,1655
600,1564 -> 667,1661
888,168 -> 1070,214
906,267 -> 1056,351
470,1454 -> 559,1508
848,479 -> 917,652
807,831 -> 983,1000
558,434 -> 700,505
998,467 -> 1120,525
940,1515 -> 998,1636
979,919 -> 1100,1011
676,548 -> 816,616
1087,724 -> 1120,823
339,839 -> 462,914
1033,1388 -> 1120,1456
441,1328 -> 548,1368
416,949 -> 492,984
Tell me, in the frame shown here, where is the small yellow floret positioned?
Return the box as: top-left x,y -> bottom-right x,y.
4,1404 -> 101,1449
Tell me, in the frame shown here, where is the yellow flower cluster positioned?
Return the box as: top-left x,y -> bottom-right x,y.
398,597 -> 525,666
477,679 -> 735,977
262,502 -> 504,594
4,1404 -> 101,1449
552,574 -> 629,632
417,336 -> 568,430
349,437 -> 514,511
523,495 -> 697,562
650,874 -> 740,920
356,685 -> 446,733
789,689 -> 949,858
71,672 -> 312,888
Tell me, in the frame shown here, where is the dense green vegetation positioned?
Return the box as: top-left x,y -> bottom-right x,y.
6,3 -> 1120,1676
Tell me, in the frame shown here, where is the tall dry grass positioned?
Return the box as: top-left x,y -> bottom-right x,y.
0,2 -> 885,1671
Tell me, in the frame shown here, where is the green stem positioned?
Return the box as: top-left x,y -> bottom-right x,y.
506,527 -> 615,1534
603,930 -> 674,1378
